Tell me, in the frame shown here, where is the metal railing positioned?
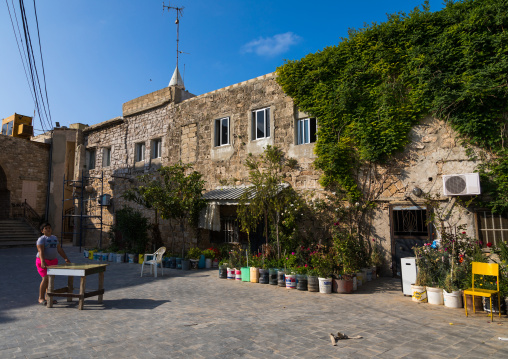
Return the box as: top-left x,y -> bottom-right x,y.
11,200 -> 43,230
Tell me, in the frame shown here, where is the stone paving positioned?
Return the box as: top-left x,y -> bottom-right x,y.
1,245 -> 507,359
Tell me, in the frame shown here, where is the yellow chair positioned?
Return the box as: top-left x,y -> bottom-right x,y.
463,262 -> 501,321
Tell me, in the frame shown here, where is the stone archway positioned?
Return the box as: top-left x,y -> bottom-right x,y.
0,165 -> 10,219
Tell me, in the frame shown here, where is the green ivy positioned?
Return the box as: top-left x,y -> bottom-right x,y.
276,0 -> 508,211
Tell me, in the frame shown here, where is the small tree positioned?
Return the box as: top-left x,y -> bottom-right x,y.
237,146 -> 299,259
123,176 -> 163,251
111,207 -> 150,253
124,162 -> 206,255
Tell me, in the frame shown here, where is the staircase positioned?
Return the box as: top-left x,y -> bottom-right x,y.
0,219 -> 39,248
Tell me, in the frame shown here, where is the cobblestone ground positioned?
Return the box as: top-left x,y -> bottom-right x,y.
1,246 -> 507,359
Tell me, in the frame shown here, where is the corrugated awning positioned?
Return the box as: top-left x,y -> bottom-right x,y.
202,183 -> 289,205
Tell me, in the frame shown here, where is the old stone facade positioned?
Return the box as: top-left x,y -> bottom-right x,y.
0,135 -> 49,220
77,73 -> 321,251
75,72 -> 493,276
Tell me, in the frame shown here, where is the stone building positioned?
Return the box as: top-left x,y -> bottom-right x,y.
0,134 -> 49,220
75,72 -> 321,253
72,70 -> 504,276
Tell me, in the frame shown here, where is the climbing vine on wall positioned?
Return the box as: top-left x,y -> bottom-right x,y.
276,0 -> 508,212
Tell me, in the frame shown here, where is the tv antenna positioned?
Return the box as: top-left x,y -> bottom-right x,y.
163,2 -> 188,72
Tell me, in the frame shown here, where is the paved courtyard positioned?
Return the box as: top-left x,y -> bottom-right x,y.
1,245 -> 507,359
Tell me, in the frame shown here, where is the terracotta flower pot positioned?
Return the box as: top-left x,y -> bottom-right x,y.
332,278 -> 353,293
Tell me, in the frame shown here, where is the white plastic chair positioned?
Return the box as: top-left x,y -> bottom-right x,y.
141,247 -> 166,278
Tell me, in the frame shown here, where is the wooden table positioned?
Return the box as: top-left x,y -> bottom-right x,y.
46,264 -> 108,310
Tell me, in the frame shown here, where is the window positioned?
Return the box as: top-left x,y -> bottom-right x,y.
2,121 -> 13,136
135,142 -> 145,162
102,147 -> 111,167
477,211 -> 508,246
87,149 -> 96,170
252,108 -> 270,140
392,208 -> 429,238
221,217 -> 239,243
214,117 -> 230,147
151,139 -> 162,159
297,118 -> 317,145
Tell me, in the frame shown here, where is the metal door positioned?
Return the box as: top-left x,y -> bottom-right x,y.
390,205 -> 431,277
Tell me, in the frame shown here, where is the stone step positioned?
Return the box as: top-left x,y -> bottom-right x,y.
0,219 -> 42,248
0,241 -> 36,248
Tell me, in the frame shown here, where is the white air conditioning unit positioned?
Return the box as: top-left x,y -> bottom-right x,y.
442,173 -> 481,196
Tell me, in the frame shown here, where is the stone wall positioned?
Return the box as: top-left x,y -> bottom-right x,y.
79,74 -> 486,275
0,135 -> 49,219
80,73 -> 322,251
371,117 -> 481,276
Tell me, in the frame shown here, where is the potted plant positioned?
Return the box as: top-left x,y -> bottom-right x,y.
218,259 -> 228,279
187,247 -> 201,269
295,265 -> 308,291
332,272 -> 354,294
227,250 -> 240,280
249,253 -> 261,283
311,248 -> 333,294
258,255 -> 270,284
202,249 -> 215,269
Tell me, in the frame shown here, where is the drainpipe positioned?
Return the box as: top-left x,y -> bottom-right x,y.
44,130 -> 53,221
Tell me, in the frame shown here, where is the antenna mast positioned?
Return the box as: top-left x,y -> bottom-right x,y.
163,1 -> 184,72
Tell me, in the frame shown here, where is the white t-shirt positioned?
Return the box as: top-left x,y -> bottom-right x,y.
36,235 -> 59,260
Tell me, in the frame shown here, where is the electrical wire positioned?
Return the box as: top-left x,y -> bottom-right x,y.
19,0 -> 52,131
5,0 -> 37,113
32,0 -> 52,125
7,0 -> 53,132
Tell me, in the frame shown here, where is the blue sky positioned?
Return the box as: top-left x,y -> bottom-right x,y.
1,0 -> 445,132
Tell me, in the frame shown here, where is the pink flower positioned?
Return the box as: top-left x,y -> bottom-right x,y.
292,252 -> 295,255
334,221 -> 339,226
372,238 -> 376,242
304,264 -> 308,267
487,242 -> 493,248
462,232 -> 466,234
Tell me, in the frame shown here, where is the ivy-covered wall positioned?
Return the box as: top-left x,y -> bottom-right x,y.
276,0 -> 508,213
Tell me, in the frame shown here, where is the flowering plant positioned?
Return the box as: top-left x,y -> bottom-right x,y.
202,249 -> 216,259
250,253 -> 262,268
413,243 -> 449,287
310,246 -> 334,278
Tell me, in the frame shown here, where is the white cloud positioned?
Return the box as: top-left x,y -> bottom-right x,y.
241,32 -> 301,57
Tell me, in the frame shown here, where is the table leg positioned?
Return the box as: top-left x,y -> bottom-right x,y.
47,275 -> 55,308
67,276 -> 74,302
78,276 -> 86,310
98,272 -> 104,303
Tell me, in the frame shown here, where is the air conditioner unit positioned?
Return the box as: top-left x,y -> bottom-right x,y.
442,173 -> 481,196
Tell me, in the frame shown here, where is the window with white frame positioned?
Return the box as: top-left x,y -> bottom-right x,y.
151,138 -> 162,159
252,108 -> 270,140
214,117 -> 230,147
102,147 -> 111,167
477,210 -> 508,246
297,118 -> 317,145
135,142 -> 145,162
87,149 -> 96,170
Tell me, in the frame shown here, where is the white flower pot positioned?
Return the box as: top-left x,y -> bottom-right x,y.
427,286 -> 444,305
318,277 -> 332,294
205,258 -> 212,269
443,290 -> 463,308
411,284 -> 427,303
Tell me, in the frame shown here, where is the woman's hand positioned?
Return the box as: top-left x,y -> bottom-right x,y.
64,258 -> 71,264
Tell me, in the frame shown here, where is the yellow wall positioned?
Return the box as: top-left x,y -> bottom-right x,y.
1,113 -> 33,138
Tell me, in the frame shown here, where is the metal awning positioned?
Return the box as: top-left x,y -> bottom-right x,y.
202,183 -> 289,205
